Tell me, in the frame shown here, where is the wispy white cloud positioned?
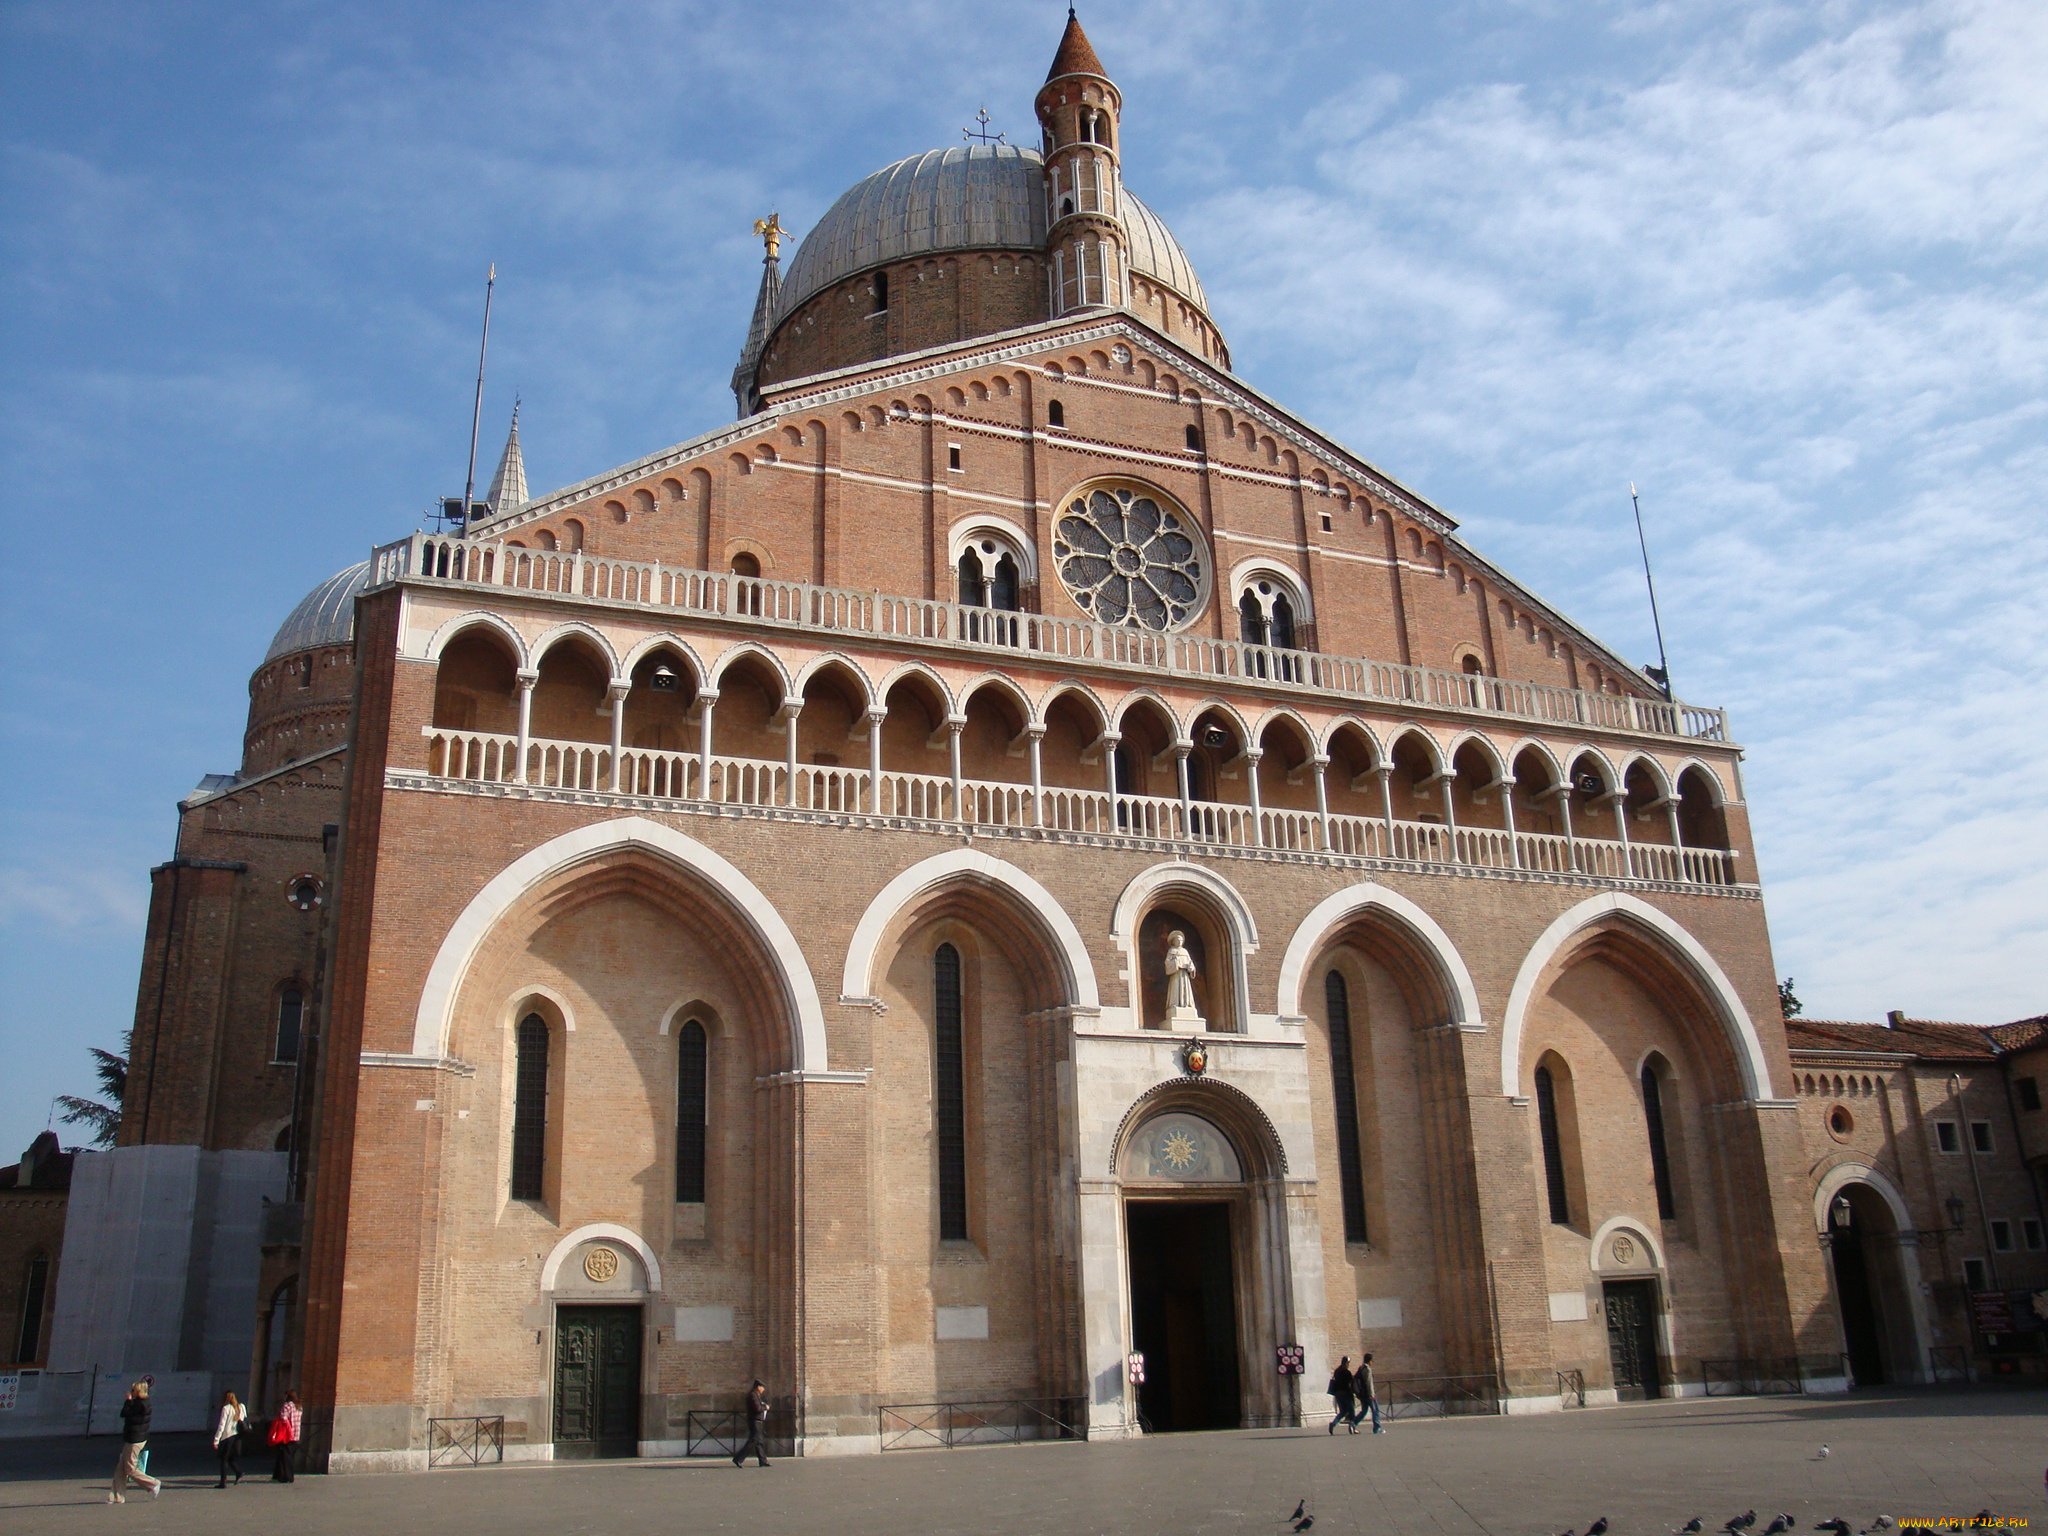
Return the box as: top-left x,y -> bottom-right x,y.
1185,0 -> 2048,1019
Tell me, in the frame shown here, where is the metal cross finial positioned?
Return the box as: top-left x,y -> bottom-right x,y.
964,107 -> 1007,146
752,213 -> 786,259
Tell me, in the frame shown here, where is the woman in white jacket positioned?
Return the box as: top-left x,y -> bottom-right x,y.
212,1390 -> 248,1486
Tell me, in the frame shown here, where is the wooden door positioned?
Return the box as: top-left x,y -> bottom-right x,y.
554,1306 -> 642,1457
1602,1280 -> 1662,1401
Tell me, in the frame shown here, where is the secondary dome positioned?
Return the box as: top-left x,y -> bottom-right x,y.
773,144 -> 1210,326
266,560 -> 370,663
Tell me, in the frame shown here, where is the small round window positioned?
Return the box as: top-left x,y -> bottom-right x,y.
1827,1105 -> 1854,1139
287,875 -> 324,912
1053,483 -> 1207,632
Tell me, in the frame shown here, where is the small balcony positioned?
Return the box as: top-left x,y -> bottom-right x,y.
373,534 -> 1732,744
417,728 -> 1745,890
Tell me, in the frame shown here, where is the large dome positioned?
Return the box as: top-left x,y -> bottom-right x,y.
265,560 -> 370,663
774,144 -> 1209,326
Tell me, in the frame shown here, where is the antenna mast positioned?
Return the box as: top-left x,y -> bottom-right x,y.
460,264 -> 496,533
1629,482 -> 1673,700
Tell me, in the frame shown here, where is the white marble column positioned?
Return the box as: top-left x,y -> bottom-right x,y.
513,668 -> 537,785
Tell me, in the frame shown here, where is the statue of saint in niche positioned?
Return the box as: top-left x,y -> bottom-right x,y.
1162,929 -> 1200,1021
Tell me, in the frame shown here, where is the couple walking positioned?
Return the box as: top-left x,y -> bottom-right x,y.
1326,1353 -> 1383,1435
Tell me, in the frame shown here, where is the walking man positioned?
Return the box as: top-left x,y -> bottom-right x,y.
1358,1352 -> 1384,1433
109,1380 -> 162,1503
1327,1355 -> 1359,1434
731,1379 -> 771,1468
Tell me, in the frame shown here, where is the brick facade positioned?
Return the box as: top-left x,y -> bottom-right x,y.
73,11 -> 2047,1474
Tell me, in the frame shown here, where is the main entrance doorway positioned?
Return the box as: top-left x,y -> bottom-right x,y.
553,1305 -> 642,1457
1828,1186 -> 1896,1385
1126,1202 -> 1241,1431
1602,1279 -> 1662,1400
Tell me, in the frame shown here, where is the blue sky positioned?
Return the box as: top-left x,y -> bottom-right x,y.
3,0 -> 2043,1158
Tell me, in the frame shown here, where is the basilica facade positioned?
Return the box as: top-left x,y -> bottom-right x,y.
72,13 -> 2046,1471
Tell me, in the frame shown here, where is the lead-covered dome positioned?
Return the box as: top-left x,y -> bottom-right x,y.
266,560 -> 371,662
773,144 -> 1209,326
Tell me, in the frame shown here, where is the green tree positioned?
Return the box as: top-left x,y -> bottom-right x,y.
1777,977 -> 1804,1020
56,1033 -> 128,1149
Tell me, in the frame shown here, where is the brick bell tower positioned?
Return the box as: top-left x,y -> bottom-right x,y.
1038,8 -> 1127,316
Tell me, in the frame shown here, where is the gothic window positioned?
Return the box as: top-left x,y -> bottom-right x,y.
1642,1063 -> 1678,1220
1534,1063 -> 1572,1226
1186,424 -> 1202,452
934,944 -> 968,1240
1324,971 -> 1369,1244
1236,575 -> 1302,650
512,1013 -> 550,1201
273,987 -> 304,1065
872,269 -> 888,313
1053,483 -> 1206,631
14,1254 -> 49,1364
957,538 -> 1021,611
676,1020 -> 707,1204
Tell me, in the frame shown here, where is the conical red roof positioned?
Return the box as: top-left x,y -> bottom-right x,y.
1046,11 -> 1106,81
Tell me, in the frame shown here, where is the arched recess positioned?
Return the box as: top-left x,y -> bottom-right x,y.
1110,1076 -> 1290,1180
424,611 -> 530,666
1110,862 -> 1258,1032
1275,883 -> 1481,1028
539,1221 -> 664,1293
1497,893 -> 1769,1101
410,817 -> 827,1070
1813,1161 -> 1932,1384
839,847 -> 1099,1010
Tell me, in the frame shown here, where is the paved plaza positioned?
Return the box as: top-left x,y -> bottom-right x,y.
2,1391 -> 2041,1536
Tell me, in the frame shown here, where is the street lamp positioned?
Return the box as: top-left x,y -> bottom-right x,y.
1945,1194 -> 1966,1230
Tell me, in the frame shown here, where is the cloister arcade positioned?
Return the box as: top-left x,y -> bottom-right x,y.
420,618 -> 1742,886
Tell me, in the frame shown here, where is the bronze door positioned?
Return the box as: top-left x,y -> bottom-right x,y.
554,1305 -> 642,1457
1602,1280 -> 1661,1400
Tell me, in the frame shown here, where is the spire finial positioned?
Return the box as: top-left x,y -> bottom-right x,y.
752,213 -> 786,260
964,107 -> 1007,145
485,398 -> 527,512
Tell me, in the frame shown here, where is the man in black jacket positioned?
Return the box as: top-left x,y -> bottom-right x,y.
109,1380 -> 163,1503
1327,1357 -> 1358,1434
731,1380 -> 771,1467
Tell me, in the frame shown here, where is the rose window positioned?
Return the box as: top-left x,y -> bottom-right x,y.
1053,485 -> 1205,631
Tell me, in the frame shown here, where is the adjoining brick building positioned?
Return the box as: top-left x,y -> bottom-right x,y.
53,12 -> 2045,1468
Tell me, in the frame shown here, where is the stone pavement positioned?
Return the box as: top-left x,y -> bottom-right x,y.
2,1390 -> 2042,1536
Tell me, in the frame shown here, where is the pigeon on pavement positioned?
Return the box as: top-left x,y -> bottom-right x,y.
1588,1519 -> 1610,1535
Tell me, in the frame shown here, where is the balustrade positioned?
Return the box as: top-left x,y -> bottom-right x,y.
413,727 -> 1741,889
379,534 -> 1729,742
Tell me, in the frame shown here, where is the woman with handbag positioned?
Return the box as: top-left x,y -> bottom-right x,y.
269,1391 -> 302,1482
212,1390 -> 248,1486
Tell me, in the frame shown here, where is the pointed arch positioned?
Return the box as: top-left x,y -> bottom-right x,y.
1616,750 -> 1674,800
709,641 -> 795,695
407,816 -> 828,1070
956,671 -> 1036,724
1034,679 -> 1112,735
1670,757 -> 1731,805
618,634 -> 709,688
792,652 -> 878,710
1110,686 -> 1185,739
1382,723 -> 1446,775
839,848 -> 1098,1009
1497,893 -> 1771,1100
1444,729 -> 1509,781
875,660 -> 956,716
1274,882 -> 1481,1027
1321,717 -> 1384,765
529,621 -> 622,677
423,611 -> 530,666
